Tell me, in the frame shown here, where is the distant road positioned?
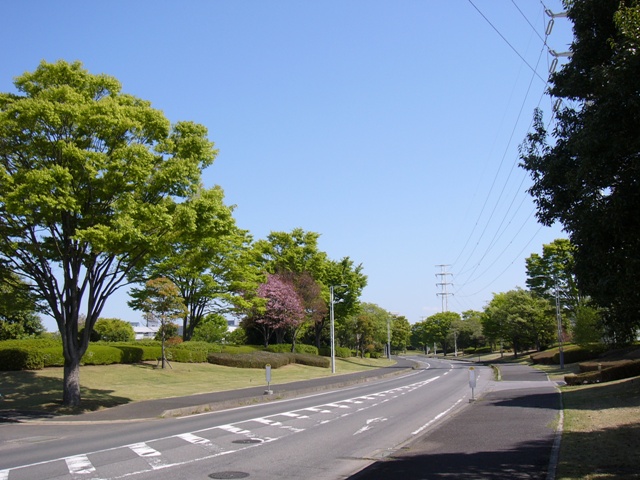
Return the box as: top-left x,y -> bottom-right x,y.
0,357 -> 489,480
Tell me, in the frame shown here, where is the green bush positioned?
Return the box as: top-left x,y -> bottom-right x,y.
289,353 -> 330,368
0,347 -> 44,370
81,345 -> 123,365
208,351 -> 292,369
565,359 -> 640,385
93,318 -> 135,342
220,344 -> 262,354
166,343 -> 209,363
319,346 -> 352,358
42,347 -> 65,366
556,345 -> 608,364
266,343 -> 319,355
0,337 -> 61,349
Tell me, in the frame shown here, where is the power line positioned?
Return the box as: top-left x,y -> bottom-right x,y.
467,0 -> 547,83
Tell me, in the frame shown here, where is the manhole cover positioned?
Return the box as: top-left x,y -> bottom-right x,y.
209,472 -> 249,479
232,438 -> 262,445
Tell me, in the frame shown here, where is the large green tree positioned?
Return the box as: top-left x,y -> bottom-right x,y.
391,314 -> 411,353
252,229 -> 367,348
0,61 -> 216,405
525,239 -> 579,314
482,289 -> 555,357
129,187 -> 260,341
520,0 -> 640,343
345,302 -> 389,358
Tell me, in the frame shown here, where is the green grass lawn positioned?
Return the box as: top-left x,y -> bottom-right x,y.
0,357 -> 394,414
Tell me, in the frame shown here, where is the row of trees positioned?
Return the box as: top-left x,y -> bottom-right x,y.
0,61 -> 369,406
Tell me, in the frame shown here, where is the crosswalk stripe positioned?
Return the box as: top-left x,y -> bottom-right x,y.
65,455 -> 95,474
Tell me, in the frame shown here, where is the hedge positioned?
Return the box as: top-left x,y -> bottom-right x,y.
531,344 -> 608,365
565,359 -> 640,385
166,343 -> 210,363
208,351 -> 292,369
266,343 -> 319,355
318,346 -> 353,358
0,348 -> 44,370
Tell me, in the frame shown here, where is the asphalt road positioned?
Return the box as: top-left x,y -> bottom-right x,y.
0,357 -> 496,480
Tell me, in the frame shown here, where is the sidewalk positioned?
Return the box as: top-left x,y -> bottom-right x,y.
349,363 -> 562,480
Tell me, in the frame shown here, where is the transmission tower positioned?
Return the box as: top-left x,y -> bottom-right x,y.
435,264 -> 453,312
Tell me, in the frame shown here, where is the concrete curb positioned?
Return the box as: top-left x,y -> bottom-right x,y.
159,363 -> 415,418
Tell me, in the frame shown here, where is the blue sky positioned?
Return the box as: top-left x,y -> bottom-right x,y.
1,1 -> 573,330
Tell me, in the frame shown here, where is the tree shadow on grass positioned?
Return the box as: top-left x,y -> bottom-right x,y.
561,375 -> 640,410
0,370 -> 131,418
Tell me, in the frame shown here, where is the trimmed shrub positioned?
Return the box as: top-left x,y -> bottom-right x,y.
565,359 -> 640,385
289,353 -> 330,368
266,343 -> 319,355
166,343 -> 209,363
531,344 -> 608,365
81,345 -> 123,365
208,351 -> 292,369
0,347 -> 44,370
219,344 -> 261,354
42,347 -> 65,367
319,346 -> 352,358
557,345 -> 608,364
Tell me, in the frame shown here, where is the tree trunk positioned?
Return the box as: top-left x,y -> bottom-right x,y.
63,356 -> 82,406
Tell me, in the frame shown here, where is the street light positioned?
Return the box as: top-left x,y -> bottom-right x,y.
330,284 -> 348,374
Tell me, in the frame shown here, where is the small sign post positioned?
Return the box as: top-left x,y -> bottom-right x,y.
265,364 -> 273,395
469,367 -> 477,402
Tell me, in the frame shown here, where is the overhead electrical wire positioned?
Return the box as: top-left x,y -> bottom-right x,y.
454,2 -> 550,277
449,1 -> 563,310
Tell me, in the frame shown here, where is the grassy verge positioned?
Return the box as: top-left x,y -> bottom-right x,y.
556,376 -> 640,480
0,357 -> 394,415
453,349 -> 640,478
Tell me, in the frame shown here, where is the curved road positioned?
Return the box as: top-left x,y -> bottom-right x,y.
0,357 -> 490,479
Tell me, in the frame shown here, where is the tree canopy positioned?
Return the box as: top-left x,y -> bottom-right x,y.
0,60 -> 217,404
128,186 -> 260,341
520,0 -> 640,343
482,289 -> 555,356
245,273 -> 304,347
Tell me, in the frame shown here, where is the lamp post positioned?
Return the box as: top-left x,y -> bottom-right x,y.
330,284 -> 348,374
555,275 -> 565,369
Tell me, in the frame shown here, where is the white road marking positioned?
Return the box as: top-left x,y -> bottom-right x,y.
354,417 -> 388,435
412,398 -> 464,435
65,454 -> 96,474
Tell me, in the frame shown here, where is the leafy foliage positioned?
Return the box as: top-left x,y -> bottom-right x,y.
482,289 -> 555,356
244,273 -> 304,347
192,313 -> 228,343
0,270 -> 44,339
0,60 -> 217,405
520,1 -> 640,344
93,318 -> 135,342
129,187 -> 261,341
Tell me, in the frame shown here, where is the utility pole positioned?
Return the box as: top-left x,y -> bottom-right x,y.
435,264 -> 453,312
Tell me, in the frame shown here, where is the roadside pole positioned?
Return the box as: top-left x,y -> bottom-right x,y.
265,364 -> 273,395
469,367 -> 476,402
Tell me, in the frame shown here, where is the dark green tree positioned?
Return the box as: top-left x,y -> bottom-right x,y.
93,318 -> 135,342
483,289 -> 555,357
0,61 -> 216,404
520,0 -> 640,344
391,314 -> 411,353
0,269 -> 44,339
192,313 -> 229,343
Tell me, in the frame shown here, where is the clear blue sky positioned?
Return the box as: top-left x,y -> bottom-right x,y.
1,1 -> 573,331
